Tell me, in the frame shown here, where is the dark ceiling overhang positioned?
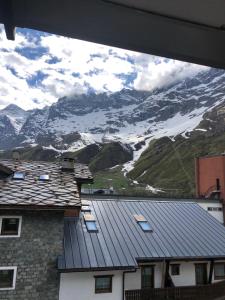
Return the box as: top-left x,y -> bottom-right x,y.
0,0 -> 225,68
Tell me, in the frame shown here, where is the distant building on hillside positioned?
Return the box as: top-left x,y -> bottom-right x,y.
196,155 -> 225,200
195,154 -> 225,223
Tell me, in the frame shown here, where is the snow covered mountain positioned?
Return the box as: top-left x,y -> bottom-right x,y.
0,104 -> 29,133
0,68 -> 225,166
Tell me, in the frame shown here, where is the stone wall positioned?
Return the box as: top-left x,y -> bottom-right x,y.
0,210 -> 64,300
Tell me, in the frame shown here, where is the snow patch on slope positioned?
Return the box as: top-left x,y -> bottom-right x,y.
123,104 -> 221,173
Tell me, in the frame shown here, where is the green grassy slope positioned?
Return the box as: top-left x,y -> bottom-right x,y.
128,103 -> 225,196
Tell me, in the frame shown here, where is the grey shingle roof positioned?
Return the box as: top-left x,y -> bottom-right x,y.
59,199 -> 225,271
0,160 -> 92,209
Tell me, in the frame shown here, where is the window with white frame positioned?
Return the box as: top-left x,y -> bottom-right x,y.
0,267 -> 17,290
0,216 -> 22,237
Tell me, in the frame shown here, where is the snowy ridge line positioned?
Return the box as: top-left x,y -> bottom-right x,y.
0,68 -> 224,152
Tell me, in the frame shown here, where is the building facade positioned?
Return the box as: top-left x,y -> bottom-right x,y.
1,159 -> 225,300
196,155 -> 225,201
59,261 -> 225,300
0,159 -> 93,300
58,199 -> 225,300
0,210 -> 64,299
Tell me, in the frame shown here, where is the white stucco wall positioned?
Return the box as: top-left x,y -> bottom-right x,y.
197,201 -> 223,223
125,263 -> 163,289
59,270 -> 123,300
59,261 -> 225,300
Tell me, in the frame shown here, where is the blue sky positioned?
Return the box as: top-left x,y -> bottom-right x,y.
0,25 -> 207,110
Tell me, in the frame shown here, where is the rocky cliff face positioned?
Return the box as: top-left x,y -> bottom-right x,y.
0,67 -> 225,162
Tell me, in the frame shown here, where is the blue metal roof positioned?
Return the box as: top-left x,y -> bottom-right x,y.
58,200 -> 225,271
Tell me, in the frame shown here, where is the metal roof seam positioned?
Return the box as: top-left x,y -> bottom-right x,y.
77,217 -> 92,268
148,201 -> 198,257
91,201 -> 115,267
103,200 -> 138,265
119,200 -> 157,258
93,200 -> 120,267
136,201 -> 172,258
98,201 -> 133,266
171,202 -> 219,256
182,203 -> 225,253
110,200 -> 146,258
127,201 -> 165,258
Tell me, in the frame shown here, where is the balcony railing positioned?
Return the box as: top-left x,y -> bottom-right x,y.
125,280 -> 225,300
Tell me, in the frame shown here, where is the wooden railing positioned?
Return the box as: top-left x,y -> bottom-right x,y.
125,280 -> 225,300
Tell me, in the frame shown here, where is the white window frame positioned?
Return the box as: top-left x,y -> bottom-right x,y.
0,266 -> 17,290
0,216 -> 22,238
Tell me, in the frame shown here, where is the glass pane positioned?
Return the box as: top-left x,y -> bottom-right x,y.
0,270 -> 14,288
96,277 -> 110,289
139,221 -> 152,232
142,266 -> 154,288
1,218 -> 19,236
95,276 -> 111,293
171,265 -> 180,275
13,172 -> 25,180
86,221 -> 97,232
195,264 -> 207,285
215,264 -> 225,277
39,174 -> 49,181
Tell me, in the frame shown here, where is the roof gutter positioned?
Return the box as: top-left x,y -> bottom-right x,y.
58,265 -> 135,273
0,204 -> 81,211
122,268 -> 137,300
137,256 -> 225,263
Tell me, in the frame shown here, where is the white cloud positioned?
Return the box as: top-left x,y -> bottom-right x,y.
0,27 -> 209,110
133,56 -> 208,91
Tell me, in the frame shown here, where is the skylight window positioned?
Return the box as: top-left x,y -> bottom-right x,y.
86,221 -> 98,232
133,214 -> 153,232
84,214 -> 98,232
138,221 -> 152,232
12,172 -> 25,180
39,174 -> 50,181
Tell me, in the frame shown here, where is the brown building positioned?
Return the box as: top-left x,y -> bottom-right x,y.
195,155 -> 225,201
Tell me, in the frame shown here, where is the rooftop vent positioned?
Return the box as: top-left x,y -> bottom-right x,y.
12,150 -> 20,161
61,157 -> 75,171
81,205 -> 91,212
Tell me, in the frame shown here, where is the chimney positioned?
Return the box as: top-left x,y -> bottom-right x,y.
12,149 -> 21,161
61,157 -> 75,171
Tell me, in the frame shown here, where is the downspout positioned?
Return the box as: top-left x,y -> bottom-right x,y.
208,259 -> 214,284
164,260 -> 170,287
195,157 -> 200,198
161,259 -> 166,288
122,269 -> 137,300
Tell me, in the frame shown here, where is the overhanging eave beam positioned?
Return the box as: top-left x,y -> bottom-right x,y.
0,0 -> 15,40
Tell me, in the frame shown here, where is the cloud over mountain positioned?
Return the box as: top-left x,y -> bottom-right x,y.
0,25 -> 208,110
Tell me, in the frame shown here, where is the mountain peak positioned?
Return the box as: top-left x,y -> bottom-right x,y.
1,104 -> 26,114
